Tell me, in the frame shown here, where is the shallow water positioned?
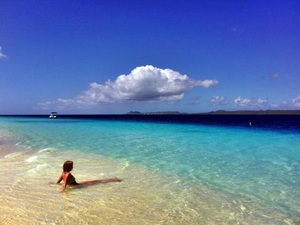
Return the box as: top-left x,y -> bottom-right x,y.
0,116 -> 299,224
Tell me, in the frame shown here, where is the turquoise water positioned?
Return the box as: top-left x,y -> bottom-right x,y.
0,116 -> 299,224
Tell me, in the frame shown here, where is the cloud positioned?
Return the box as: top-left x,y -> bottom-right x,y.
292,95 -> 300,107
0,46 -> 8,59
271,72 -> 282,79
234,96 -> 300,109
269,103 -> 279,108
39,65 -> 219,109
211,96 -> 226,105
234,97 -> 268,107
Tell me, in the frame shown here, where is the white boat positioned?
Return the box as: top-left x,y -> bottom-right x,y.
49,112 -> 58,119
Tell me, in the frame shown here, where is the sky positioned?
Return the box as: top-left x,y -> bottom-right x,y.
0,0 -> 299,114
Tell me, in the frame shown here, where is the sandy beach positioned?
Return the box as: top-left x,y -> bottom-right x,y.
0,143 -> 297,224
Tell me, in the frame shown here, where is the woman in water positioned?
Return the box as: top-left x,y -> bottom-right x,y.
56,160 -> 121,192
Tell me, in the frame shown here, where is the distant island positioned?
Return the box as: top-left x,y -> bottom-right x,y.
127,111 -> 186,115
200,110 -> 300,115
127,110 -> 300,115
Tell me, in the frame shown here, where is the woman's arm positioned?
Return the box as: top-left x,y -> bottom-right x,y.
61,173 -> 70,192
56,173 -> 63,184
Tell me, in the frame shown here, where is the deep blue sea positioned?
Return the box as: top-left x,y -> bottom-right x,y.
0,114 -> 299,224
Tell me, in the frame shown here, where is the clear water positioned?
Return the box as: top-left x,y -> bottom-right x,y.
0,116 -> 299,224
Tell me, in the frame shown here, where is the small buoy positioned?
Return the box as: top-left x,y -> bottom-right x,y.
249,121 -> 252,126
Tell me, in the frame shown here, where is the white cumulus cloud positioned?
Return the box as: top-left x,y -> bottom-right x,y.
39,65 -> 219,109
211,96 -> 226,105
292,95 -> 300,107
0,46 -> 8,59
234,97 -> 268,107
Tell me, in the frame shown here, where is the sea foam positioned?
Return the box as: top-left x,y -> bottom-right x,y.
26,156 -> 38,162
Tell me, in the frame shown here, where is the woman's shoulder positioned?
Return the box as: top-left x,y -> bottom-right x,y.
62,172 -> 71,178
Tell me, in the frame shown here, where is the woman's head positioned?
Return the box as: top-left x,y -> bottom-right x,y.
63,160 -> 73,172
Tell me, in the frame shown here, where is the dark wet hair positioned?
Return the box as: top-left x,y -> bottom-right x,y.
63,160 -> 73,172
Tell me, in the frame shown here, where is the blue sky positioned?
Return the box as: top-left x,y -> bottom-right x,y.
0,0 -> 299,114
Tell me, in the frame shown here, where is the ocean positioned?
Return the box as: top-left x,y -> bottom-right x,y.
0,114 -> 299,224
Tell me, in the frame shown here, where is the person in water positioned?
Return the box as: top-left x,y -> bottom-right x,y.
56,160 -> 121,192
